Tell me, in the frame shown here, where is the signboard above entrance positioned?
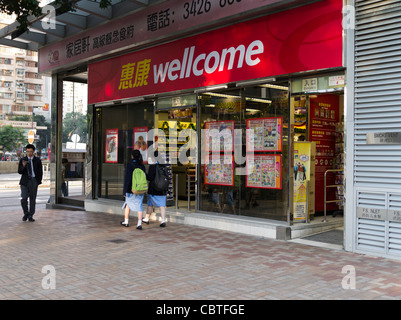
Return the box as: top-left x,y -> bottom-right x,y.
39,0 -> 316,73
88,0 -> 342,104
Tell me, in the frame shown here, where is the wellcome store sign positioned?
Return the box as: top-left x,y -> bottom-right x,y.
88,0 -> 342,104
152,40 -> 264,84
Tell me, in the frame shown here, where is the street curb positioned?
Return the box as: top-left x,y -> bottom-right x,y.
1,184 -> 50,189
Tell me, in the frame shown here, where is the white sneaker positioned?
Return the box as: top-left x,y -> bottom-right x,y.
142,218 -> 149,224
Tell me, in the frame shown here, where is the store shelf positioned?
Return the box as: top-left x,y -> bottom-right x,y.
324,168 -> 344,221
186,167 -> 196,199
334,121 -> 344,210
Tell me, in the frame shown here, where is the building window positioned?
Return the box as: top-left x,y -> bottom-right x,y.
19,105 -> 27,112
16,69 -> 25,77
0,92 -> 12,99
16,81 -> 25,90
3,69 -> 12,76
2,104 -> 11,113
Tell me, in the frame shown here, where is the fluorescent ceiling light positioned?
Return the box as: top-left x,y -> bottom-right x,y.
245,97 -> 272,104
95,96 -> 145,106
260,84 -> 289,91
121,97 -> 145,104
236,78 -> 276,87
194,85 -> 228,93
202,92 -> 240,99
94,101 -> 112,107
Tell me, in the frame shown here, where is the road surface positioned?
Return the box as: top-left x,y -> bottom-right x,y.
0,173 -> 82,211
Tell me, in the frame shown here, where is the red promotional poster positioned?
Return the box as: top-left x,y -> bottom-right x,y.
246,154 -> 282,190
88,0 -> 342,104
246,117 -> 282,152
105,128 -> 118,163
204,154 -> 234,187
309,94 -> 340,212
204,120 -> 235,154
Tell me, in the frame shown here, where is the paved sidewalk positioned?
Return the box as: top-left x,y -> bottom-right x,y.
1,208 -> 401,300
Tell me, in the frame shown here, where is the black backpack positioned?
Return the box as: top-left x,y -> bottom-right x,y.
153,164 -> 169,192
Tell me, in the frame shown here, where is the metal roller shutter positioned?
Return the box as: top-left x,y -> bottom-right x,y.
388,193 -> 401,255
356,191 -> 386,253
354,0 -> 401,258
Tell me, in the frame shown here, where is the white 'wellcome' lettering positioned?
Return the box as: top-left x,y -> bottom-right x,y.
153,40 -> 264,84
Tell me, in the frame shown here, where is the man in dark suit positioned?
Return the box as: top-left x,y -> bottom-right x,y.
18,144 -> 43,222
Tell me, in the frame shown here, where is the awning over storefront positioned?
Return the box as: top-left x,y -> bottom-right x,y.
0,0 -> 159,52
0,0 -> 321,75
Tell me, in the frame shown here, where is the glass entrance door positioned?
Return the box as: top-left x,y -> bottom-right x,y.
155,95 -> 197,209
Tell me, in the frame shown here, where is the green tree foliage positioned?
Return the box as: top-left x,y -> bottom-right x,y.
0,0 -> 42,33
34,114 -> 51,152
63,112 -> 87,144
0,125 -> 25,152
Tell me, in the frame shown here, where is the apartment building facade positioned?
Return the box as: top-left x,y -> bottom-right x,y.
0,13 -> 46,130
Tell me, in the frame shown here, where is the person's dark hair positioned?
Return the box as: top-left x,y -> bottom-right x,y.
26,144 -> 35,151
62,158 -> 68,164
132,149 -> 143,164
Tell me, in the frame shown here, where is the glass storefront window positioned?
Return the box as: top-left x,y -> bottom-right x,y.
198,83 -> 290,221
97,102 -> 154,200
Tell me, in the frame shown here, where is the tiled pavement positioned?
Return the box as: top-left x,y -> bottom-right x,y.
1,208 -> 401,300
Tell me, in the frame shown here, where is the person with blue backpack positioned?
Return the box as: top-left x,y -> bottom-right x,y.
121,149 -> 147,229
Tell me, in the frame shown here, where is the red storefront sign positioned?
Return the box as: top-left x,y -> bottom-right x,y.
88,0 -> 342,104
39,0 -> 297,73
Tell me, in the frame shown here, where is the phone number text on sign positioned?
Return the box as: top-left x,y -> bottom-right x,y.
183,0 -> 242,19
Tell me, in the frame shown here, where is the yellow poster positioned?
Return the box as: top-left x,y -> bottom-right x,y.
293,142 -> 315,221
